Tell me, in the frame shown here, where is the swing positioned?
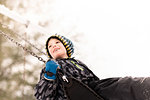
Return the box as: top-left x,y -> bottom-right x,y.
0,23 -> 104,100
58,71 -> 104,100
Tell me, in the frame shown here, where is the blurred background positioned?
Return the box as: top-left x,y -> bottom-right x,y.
0,0 -> 150,100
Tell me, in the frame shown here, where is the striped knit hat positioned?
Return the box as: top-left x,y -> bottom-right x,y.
46,34 -> 74,58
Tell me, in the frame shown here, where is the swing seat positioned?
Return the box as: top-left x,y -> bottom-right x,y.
63,77 -> 104,100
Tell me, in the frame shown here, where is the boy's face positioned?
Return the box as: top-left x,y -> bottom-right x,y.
48,38 -> 68,59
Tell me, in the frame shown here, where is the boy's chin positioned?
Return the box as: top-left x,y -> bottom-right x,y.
52,53 -> 68,59
54,56 -> 63,59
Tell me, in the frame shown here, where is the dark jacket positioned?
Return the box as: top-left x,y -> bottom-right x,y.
34,58 -> 100,100
34,58 -> 150,100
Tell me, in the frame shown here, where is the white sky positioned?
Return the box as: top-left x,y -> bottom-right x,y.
2,0 -> 150,79
49,0 -> 150,78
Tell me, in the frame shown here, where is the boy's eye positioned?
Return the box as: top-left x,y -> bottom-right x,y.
48,45 -> 52,48
56,41 -> 60,44
48,41 -> 60,48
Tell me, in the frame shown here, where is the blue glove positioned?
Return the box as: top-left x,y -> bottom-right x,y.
44,60 -> 60,80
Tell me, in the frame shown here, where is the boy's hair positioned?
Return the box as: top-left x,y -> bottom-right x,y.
46,34 -> 74,58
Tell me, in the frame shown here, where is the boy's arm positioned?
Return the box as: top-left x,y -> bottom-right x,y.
34,67 -> 58,100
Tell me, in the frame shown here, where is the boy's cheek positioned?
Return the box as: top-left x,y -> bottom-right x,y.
49,49 -> 53,54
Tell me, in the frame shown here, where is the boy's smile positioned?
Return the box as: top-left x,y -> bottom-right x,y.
48,38 -> 68,59
53,47 -> 60,53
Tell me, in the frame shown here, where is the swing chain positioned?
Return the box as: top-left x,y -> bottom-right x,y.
0,22 -> 47,56
0,30 -> 46,63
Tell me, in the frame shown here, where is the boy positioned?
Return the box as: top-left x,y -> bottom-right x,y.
35,34 -> 150,100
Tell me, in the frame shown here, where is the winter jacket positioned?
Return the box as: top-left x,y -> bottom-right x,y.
35,58 -> 150,100
34,58 -> 100,100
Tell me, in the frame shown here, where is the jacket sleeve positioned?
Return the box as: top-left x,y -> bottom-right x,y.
34,67 -> 65,100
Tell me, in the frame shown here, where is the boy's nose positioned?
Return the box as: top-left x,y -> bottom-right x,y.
52,44 -> 57,48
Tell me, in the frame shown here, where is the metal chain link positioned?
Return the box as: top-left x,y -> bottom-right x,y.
16,33 -> 47,56
0,30 -> 46,63
0,22 -> 47,56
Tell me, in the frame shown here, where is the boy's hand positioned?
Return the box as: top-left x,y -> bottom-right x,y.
44,60 -> 60,80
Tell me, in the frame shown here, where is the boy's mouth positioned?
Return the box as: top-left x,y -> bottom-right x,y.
53,48 -> 60,53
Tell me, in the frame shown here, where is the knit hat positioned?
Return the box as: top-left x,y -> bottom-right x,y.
46,34 -> 74,58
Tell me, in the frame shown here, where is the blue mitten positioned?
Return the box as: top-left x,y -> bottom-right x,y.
44,60 -> 60,80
